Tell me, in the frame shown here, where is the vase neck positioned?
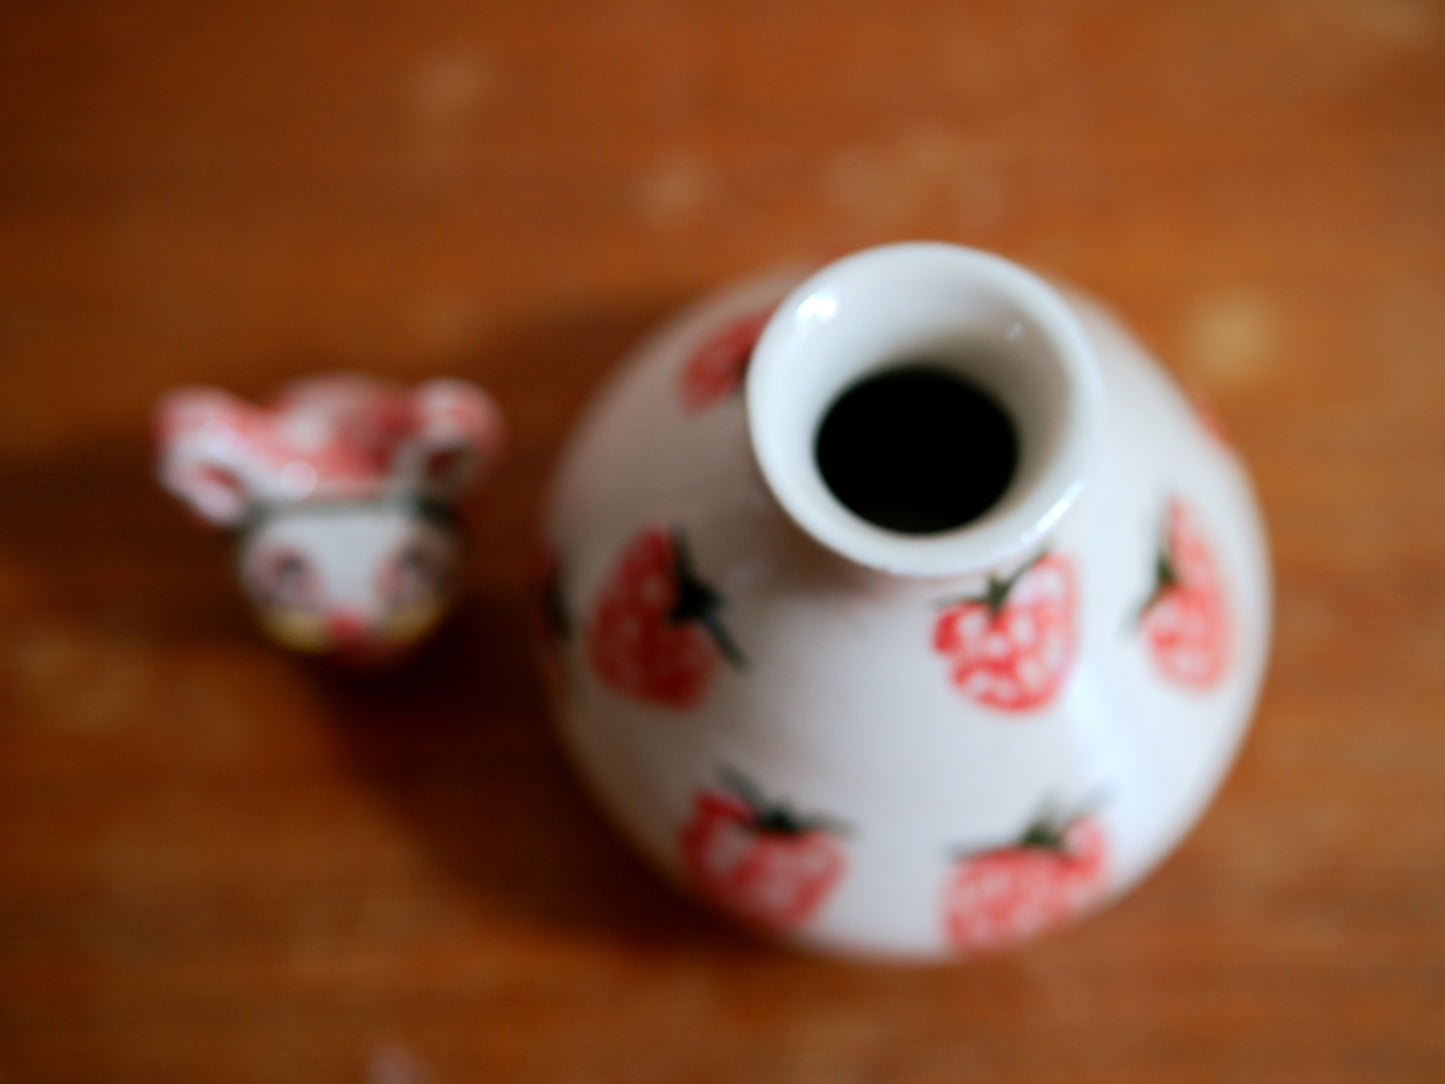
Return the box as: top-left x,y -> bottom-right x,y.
747,243 -> 1103,580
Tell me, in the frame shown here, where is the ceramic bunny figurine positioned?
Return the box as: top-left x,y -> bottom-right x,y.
541,244 -> 1270,961
158,374 -> 503,664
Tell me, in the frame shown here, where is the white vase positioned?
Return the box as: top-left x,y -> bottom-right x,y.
540,243 -> 1270,961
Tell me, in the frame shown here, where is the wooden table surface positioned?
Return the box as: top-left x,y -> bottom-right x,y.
3,2 -> 1443,1080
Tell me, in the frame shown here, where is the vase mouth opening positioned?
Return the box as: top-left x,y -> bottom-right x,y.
747,242 -> 1103,579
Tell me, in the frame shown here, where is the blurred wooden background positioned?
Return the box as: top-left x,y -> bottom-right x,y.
2,1 -> 1443,1080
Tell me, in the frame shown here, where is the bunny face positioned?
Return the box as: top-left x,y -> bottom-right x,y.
239,501 -> 462,662
157,374 -> 502,663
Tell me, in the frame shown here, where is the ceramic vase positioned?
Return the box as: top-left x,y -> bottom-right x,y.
539,243 -> 1270,961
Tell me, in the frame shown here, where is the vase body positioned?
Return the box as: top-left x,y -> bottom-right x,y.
540,243 -> 1270,961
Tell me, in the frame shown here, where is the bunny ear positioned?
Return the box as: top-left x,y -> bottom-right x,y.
155,388 -> 260,527
395,380 -> 505,498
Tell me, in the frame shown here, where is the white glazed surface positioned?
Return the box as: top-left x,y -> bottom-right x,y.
238,503 -> 462,660
542,244 -> 1270,961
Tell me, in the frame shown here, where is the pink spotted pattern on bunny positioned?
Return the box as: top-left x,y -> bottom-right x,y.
156,374 -> 503,663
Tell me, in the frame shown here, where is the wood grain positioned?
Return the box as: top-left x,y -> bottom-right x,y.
2,1 -> 1443,1080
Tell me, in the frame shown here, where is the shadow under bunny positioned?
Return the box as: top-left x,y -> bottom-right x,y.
305,295 -> 779,957
308,586 -> 760,956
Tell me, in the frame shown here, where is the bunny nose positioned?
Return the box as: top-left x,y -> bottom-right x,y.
327,612 -> 368,644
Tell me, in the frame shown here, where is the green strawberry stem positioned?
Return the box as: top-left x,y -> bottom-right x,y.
938,550 -> 1048,616
1133,502 -> 1181,627
1018,816 -> 1072,852
668,528 -> 747,668
716,764 -> 849,837
717,763 -> 769,812
699,610 -> 747,669
950,791 -> 1107,860
1015,794 -> 1073,852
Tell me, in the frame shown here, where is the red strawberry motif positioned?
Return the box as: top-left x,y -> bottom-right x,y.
681,768 -> 846,932
943,807 -> 1109,955
587,527 -> 744,709
679,308 -> 773,413
1138,498 -> 1230,689
933,553 -> 1078,712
